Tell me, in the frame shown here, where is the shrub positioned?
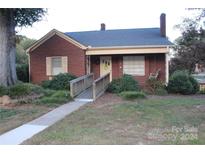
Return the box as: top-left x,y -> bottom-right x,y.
42,89 -> 56,97
9,83 -> 31,97
42,73 -> 76,90
107,74 -> 140,93
51,90 -> 70,98
41,80 -> 51,89
9,83 -> 44,98
189,76 -> 200,94
27,83 -> 45,94
119,91 -> 146,100
145,78 -> 166,95
34,90 -> 72,106
16,64 -> 29,82
167,70 -> 199,95
155,88 -> 168,96
0,86 -> 9,96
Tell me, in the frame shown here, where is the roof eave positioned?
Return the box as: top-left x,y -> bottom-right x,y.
87,45 -> 172,50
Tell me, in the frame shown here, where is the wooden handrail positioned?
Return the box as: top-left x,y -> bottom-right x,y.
70,73 -> 93,84
70,73 -> 94,98
94,73 -> 110,83
93,73 -> 110,100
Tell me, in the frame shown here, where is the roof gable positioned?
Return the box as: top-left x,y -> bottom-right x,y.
27,29 -> 87,53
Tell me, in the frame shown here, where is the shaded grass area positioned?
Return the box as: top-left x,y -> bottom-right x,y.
0,105 -> 53,135
23,94 -> 205,145
0,109 -> 20,120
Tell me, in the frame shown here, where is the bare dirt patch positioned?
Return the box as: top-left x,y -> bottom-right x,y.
90,92 -> 127,108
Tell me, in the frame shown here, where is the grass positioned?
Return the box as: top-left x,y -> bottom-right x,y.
0,82 -> 72,135
119,91 -> 146,100
0,104 -> 54,135
0,109 -> 20,120
23,94 -> 205,145
0,90 -> 72,135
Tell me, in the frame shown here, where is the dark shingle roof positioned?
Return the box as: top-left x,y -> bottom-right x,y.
65,28 -> 172,47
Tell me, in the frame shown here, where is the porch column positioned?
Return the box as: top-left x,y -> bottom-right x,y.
86,55 -> 91,74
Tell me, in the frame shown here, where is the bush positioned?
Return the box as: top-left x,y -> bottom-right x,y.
42,73 -> 76,90
119,91 -> 146,100
0,86 -> 9,96
9,83 -> 44,98
145,78 -> 166,95
0,82 -> 72,105
189,76 -> 200,94
42,89 -> 56,97
34,90 -> 72,106
9,83 -> 30,97
167,70 -> 199,95
51,90 -> 70,98
155,88 -> 168,96
16,64 -> 29,82
107,74 -> 140,93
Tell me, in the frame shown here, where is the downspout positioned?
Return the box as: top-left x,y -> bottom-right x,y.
26,49 -> 31,83
165,46 -> 169,84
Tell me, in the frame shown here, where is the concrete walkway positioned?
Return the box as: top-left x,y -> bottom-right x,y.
0,97 -> 91,145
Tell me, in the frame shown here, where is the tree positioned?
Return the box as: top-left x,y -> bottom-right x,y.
16,35 -> 36,65
170,9 -> 205,74
15,35 -> 36,82
0,9 -> 46,86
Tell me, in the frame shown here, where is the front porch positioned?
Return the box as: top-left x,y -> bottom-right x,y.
87,53 -> 168,86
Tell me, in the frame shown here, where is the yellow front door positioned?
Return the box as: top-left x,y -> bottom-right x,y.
100,56 -> 112,81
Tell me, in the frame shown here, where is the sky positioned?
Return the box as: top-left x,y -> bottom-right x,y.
8,0 -> 205,42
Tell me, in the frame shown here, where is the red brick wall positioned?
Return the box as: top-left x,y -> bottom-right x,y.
29,35 -> 86,84
90,54 -> 166,86
133,54 -> 166,86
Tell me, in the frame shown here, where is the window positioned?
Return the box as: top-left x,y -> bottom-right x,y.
52,57 -> 63,75
46,56 -> 68,76
123,56 -> 145,76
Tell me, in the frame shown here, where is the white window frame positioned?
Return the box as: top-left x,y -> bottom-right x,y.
123,56 -> 145,76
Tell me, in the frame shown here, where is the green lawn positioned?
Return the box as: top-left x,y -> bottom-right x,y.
23,94 -> 205,145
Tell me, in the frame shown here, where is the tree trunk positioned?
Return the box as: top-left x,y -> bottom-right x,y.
0,9 -> 17,87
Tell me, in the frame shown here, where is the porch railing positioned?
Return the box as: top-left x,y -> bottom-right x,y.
70,73 -> 94,98
93,73 -> 110,100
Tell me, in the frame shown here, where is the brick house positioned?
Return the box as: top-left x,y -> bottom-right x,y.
27,13 -> 172,87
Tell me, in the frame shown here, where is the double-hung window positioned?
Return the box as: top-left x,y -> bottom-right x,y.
123,56 -> 145,76
46,56 -> 68,76
51,57 -> 63,75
